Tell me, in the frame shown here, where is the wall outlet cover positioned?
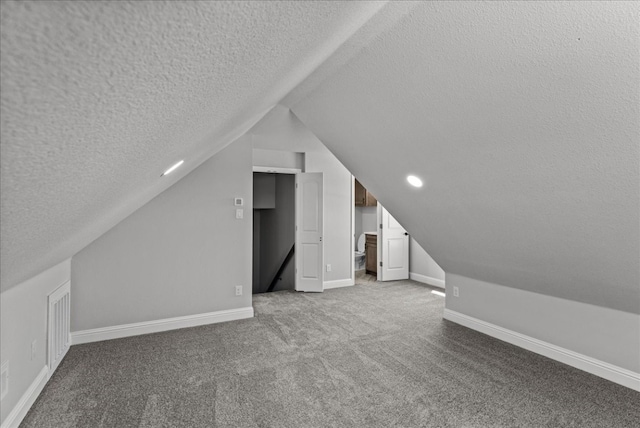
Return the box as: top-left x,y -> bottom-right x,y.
235,285 -> 243,296
234,197 -> 244,206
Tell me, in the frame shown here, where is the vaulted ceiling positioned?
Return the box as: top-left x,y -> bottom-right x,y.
0,0 -> 385,290
287,1 -> 639,313
2,2 -> 638,314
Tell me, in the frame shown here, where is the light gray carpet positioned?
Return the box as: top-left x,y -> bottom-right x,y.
21,280 -> 639,427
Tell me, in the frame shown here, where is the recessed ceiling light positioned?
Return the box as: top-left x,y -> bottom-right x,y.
407,175 -> 423,188
161,160 -> 184,177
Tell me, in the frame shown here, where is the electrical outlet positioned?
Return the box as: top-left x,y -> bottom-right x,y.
453,286 -> 459,297
235,285 -> 243,296
326,264 -> 332,272
31,340 -> 37,361
1,361 -> 8,400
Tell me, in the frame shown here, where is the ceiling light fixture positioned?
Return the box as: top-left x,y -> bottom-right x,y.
407,175 -> 423,188
162,160 -> 184,177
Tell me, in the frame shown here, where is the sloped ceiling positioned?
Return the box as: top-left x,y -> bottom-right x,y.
288,2 -> 640,313
0,1 -> 386,291
3,1 -> 637,315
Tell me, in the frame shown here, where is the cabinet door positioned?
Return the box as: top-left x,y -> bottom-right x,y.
365,235 -> 377,274
355,179 -> 366,206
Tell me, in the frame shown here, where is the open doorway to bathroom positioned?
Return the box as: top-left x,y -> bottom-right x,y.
253,173 -> 296,293
352,177 -> 445,287
354,178 -> 378,285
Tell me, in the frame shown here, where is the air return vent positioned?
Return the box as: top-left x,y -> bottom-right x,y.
48,281 -> 71,374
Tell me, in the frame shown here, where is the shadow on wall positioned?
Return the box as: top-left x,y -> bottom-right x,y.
253,173 -> 295,293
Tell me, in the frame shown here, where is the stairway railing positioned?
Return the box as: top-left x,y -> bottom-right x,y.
266,244 -> 295,292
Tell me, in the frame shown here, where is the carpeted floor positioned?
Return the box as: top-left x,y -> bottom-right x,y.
21,280 -> 639,427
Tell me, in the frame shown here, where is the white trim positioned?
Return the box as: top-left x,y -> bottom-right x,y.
1,366 -> 49,428
350,175 -> 355,288
324,278 -> 355,290
410,272 -> 445,289
253,166 -> 301,174
71,307 -> 254,345
443,309 -> 640,392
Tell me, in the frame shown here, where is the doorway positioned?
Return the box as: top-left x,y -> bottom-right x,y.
253,173 -> 296,294
354,178 -> 379,284
252,170 -> 325,293
353,178 -> 410,284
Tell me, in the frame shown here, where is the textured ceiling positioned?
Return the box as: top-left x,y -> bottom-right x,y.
0,0 -> 386,291
3,1 -> 637,316
289,1 -> 640,313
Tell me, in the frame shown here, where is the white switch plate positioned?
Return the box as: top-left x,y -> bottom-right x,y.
453,286 -> 459,297
326,264 -> 332,272
235,209 -> 243,219
235,285 -> 243,296
31,340 -> 36,361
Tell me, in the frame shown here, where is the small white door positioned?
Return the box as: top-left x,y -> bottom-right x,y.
295,172 -> 324,292
379,204 -> 409,281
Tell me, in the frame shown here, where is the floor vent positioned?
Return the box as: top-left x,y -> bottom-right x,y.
48,281 -> 71,374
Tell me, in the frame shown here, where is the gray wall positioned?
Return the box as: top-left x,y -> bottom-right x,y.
0,259 -> 70,425
252,106 -> 353,285
306,148 -> 352,283
253,148 -> 304,171
446,274 -> 640,373
254,173 -> 295,293
290,1 -> 639,314
410,238 -> 445,285
355,206 -> 377,248
71,137 -> 253,331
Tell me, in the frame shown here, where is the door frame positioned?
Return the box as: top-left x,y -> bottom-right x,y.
252,167 -> 301,294
377,203 -> 410,281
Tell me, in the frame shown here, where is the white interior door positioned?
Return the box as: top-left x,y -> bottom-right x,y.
295,172 -> 324,292
379,205 -> 409,281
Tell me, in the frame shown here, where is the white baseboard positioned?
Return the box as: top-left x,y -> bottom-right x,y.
324,278 -> 355,290
71,306 -> 254,345
410,272 -> 445,289
443,309 -> 640,392
1,366 -> 49,428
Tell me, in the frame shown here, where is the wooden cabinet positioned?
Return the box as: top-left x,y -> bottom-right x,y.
355,179 -> 377,207
365,233 -> 377,275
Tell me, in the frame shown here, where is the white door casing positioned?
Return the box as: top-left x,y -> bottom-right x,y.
295,172 -> 324,292
378,204 -> 409,281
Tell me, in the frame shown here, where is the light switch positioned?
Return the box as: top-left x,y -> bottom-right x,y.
235,209 -> 243,219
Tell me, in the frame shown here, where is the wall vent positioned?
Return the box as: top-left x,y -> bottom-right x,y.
48,281 -> 71,374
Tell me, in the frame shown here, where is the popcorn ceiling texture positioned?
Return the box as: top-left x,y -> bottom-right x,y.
290,1 -> 640,313
2,1 -> 638,316
0,0 -> 385,291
